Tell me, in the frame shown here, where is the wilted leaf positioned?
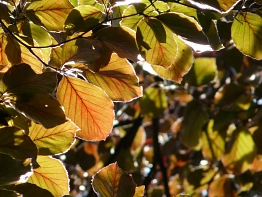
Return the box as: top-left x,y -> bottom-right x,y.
15,183 -> 53,197
92,162 -> 136,197
222,128 -> 257,174
0,127 -> 37,161
26,0 -> 74,32
65,5 -> 102,35
137,18 -> 177,68
57,76 -> 114,140
209,175 -> 236,197
232,12 -> 262,59
11,94 -> 66,129
84,53 -> 142,102
140,86 -> 167,117
0,154 -> 32,186
29,121 -> 77,155
1,63 -> 56,95
152,33 -> 193,82
156,12 -> 208,44
94,26 -> 140,61
184,57 -> 217,86
28,156 -> 69,197
180,99 -> 209,148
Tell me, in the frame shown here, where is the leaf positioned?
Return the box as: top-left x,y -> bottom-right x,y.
94,26 -> 140,61
11,94 -> 66,129
139,86 -> 167,117
64,5 -> 102,35
61,37 -> 102,66
57,76 -> 114,140
232,12 -> 262,60
92,162 -> 136,197
180,99 -> 209,148
0,154 -> 32,186
137,18 -> 177,68
151,33 -> 193,83
209,175 -> 236,197
27,156 -> 69,197
189,0 -> 241,13
133,185 -> 145,197
156,12 -> 208,44
84,53 -> 142,102
0,127 -> 37,161
222,128 -> 257,174
26,0 -> 74,32
15,183 -> 53,197
0,190 -> 17,197
1,63 -> 56,95
184,57 -> 217,86
29,121 -> 77,155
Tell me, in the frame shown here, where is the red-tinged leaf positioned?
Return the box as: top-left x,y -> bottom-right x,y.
27,156 -> 69,197
137,18 -> 177,68
61,37 -> 102,66
133,185 -> 145,197
94,26 -> 140,61
1,63 -> 56,95
11,94 -> 66,129
57,76 -> 114,140
84,53 -> 142,102
0,127 -> 37,161
92,163 -> 136,197
26,0 -> 74,32
29,121 -> 77,155
151,33 -> 193,83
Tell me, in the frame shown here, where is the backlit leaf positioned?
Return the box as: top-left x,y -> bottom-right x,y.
137,18 -> 177,68
222,128 -> 257,174
1,63 -> 56,95
151,33 -> 193,82
57,76 -> 114,140
140,87 -> 167,117
232,12 -> 262,59
184,57 -> 217,86
133,185 -> 145,197
26,0 -> 74,32
11,94 -> 66,129
29,121 -> 77,155
94,26 -> 140,61
92,162 -> 136,197
84,53 -> 142,102
209,175 -> 236,197
180,99 -> 209,148
65,5 -> 102,35
0,127 -> 37,161
0,154 -> 32,186
156,12 -> 208,44
28,156 -> 69,197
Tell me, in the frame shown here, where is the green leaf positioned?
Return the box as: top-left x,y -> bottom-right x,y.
79,0 -> 105,11
92,162 -> 136,197
140,87 -> 167,117
15,183 -> 53,197
232,12 -> 262,60
94,26 -> 140,61
137,18 -> 177,68
28,156 -> 69,197
1,63 -> 56,95
11,94 -> 66,129
156,12 -> 208,44
26,0 -> 74,32
57,76 -> 114,140
61,37 -> 102,66
0,127 -> 37,161
151,33 -> 193,83
112,5 -> 128,27
180,99 -> 209,148
29,121 -> 77,155
0,154 -> 32,186
184,57 -> 217,86
222,128 -> 257,174
84,53 -> 142,102
64,5 -> 102,35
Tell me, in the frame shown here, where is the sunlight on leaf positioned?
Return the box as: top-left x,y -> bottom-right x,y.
209,175 -> 236,197
133,185 -> 145,197
28,156 -> 69,197
57,76 -> 114,140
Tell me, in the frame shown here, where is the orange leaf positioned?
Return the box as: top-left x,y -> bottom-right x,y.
57,76 -> 114,140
